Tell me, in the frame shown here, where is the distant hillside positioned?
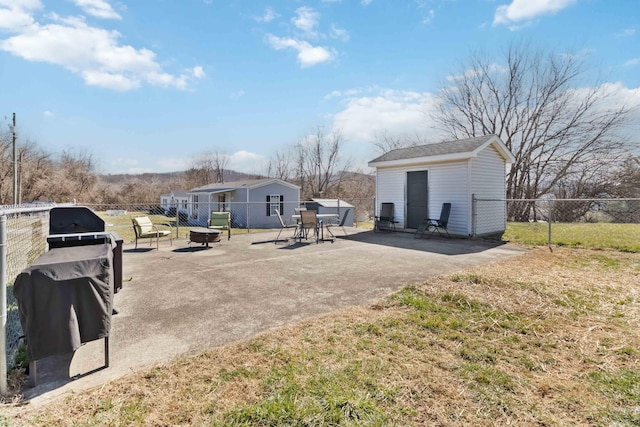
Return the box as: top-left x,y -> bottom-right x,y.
99,170 -> 265,186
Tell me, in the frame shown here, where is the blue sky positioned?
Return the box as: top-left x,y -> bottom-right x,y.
1,0 -> 639,175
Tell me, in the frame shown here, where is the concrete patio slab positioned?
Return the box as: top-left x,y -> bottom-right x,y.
20,228 -> 527,406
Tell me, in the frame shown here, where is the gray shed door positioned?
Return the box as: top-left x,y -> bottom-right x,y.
406,171 -> 428,229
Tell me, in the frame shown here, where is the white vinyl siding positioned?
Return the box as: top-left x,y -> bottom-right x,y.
471,146 -> 508,236
426,161 -> 470,236
377,161 -> 470,235
372,137 -> 512,238
375,169 -> 406,225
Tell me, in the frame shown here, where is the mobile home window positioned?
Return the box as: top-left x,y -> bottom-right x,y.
266,194 -> 284,216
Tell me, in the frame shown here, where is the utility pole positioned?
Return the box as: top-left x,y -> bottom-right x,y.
12,113 -> 17,205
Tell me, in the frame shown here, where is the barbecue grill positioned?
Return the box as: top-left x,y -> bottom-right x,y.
13,206 -> 123,385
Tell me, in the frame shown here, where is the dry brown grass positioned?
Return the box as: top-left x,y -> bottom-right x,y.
4,247 -> 639,426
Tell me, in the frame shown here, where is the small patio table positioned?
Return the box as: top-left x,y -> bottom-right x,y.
291,213 -> 338,242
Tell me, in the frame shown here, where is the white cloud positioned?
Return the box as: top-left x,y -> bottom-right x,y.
325,87 -> 369,100
616,28 -> 636,38
157,157 -> 191,171
266,34 -> 334,67
230,89 -> 245,99
112,157 -> 157,174
0,7 -> 203,91
192,66 -> 205,79
254,7 -> 277,23
228,150 -> 266,171
361,0 -> 372,5
70,0 -> 121,20
494,0 -> 577,28
330,89 -> 442,142
0,0 -> 41,30
292,6 -> 319,36
623,58 -> 640,67
422,9 -> 434,25
43,110 -> 54,117
330,25 -> 349,42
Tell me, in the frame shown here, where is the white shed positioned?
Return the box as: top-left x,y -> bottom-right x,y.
368,135 -> 515,237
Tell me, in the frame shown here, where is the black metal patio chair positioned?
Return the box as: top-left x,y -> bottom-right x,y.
415,202 -> 452,238
374,203 -> 397,232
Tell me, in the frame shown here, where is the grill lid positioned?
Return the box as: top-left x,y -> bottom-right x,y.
49,206 -> 105,235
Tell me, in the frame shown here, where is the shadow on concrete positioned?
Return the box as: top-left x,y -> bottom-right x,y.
172,246 -> 214,253
342,230 -> 507,256
123,248 -> 155,254
21,348 -> 108,401
278,241 -> 314,250
251,239 -> 279,245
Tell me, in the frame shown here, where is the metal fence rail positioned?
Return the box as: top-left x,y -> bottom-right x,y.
81,198 -> 376,243
473,197 -> 640,244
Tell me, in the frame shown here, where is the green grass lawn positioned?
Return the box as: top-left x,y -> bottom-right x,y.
100,211 -> 178,244
99,211 -> 262,244
504,222 -> 640,252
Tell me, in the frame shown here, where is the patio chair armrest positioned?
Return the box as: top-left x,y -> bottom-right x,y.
151,223 -> 173,234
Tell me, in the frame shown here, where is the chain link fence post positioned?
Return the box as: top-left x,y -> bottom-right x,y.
471,194 -> 476,237
0,215 -> 7,394
548,199 -> 554,249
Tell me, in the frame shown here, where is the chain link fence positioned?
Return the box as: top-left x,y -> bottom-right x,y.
473,197 -> 640,249
80,198 -> 376,244
1,203 -> 58,391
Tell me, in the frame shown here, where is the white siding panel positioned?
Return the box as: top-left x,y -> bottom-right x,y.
376,168 -> 406,225
471,146 -> 508,235
427,162 -> 470,236
378,161 -> 471,235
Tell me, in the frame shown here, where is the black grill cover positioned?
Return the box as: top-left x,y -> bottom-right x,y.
13,243 -> 113,361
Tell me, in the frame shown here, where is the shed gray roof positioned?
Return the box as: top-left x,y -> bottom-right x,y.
369,135 -> 498,164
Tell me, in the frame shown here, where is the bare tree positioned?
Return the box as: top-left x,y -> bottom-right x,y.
295,127 -> 349,199
264,147 -> 294,181
433,42 -> 632,220
58,149 -> 97,198
211,151 -> 229,183
372,130 -> 429,154
612,155 -> 640,198
184,151 -> 230,188
10,141 -> 52,203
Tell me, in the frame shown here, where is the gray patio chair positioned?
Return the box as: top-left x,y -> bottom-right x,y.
416,203 -> 452,238
374,203 -> 397,232
274,209 -> 299,243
